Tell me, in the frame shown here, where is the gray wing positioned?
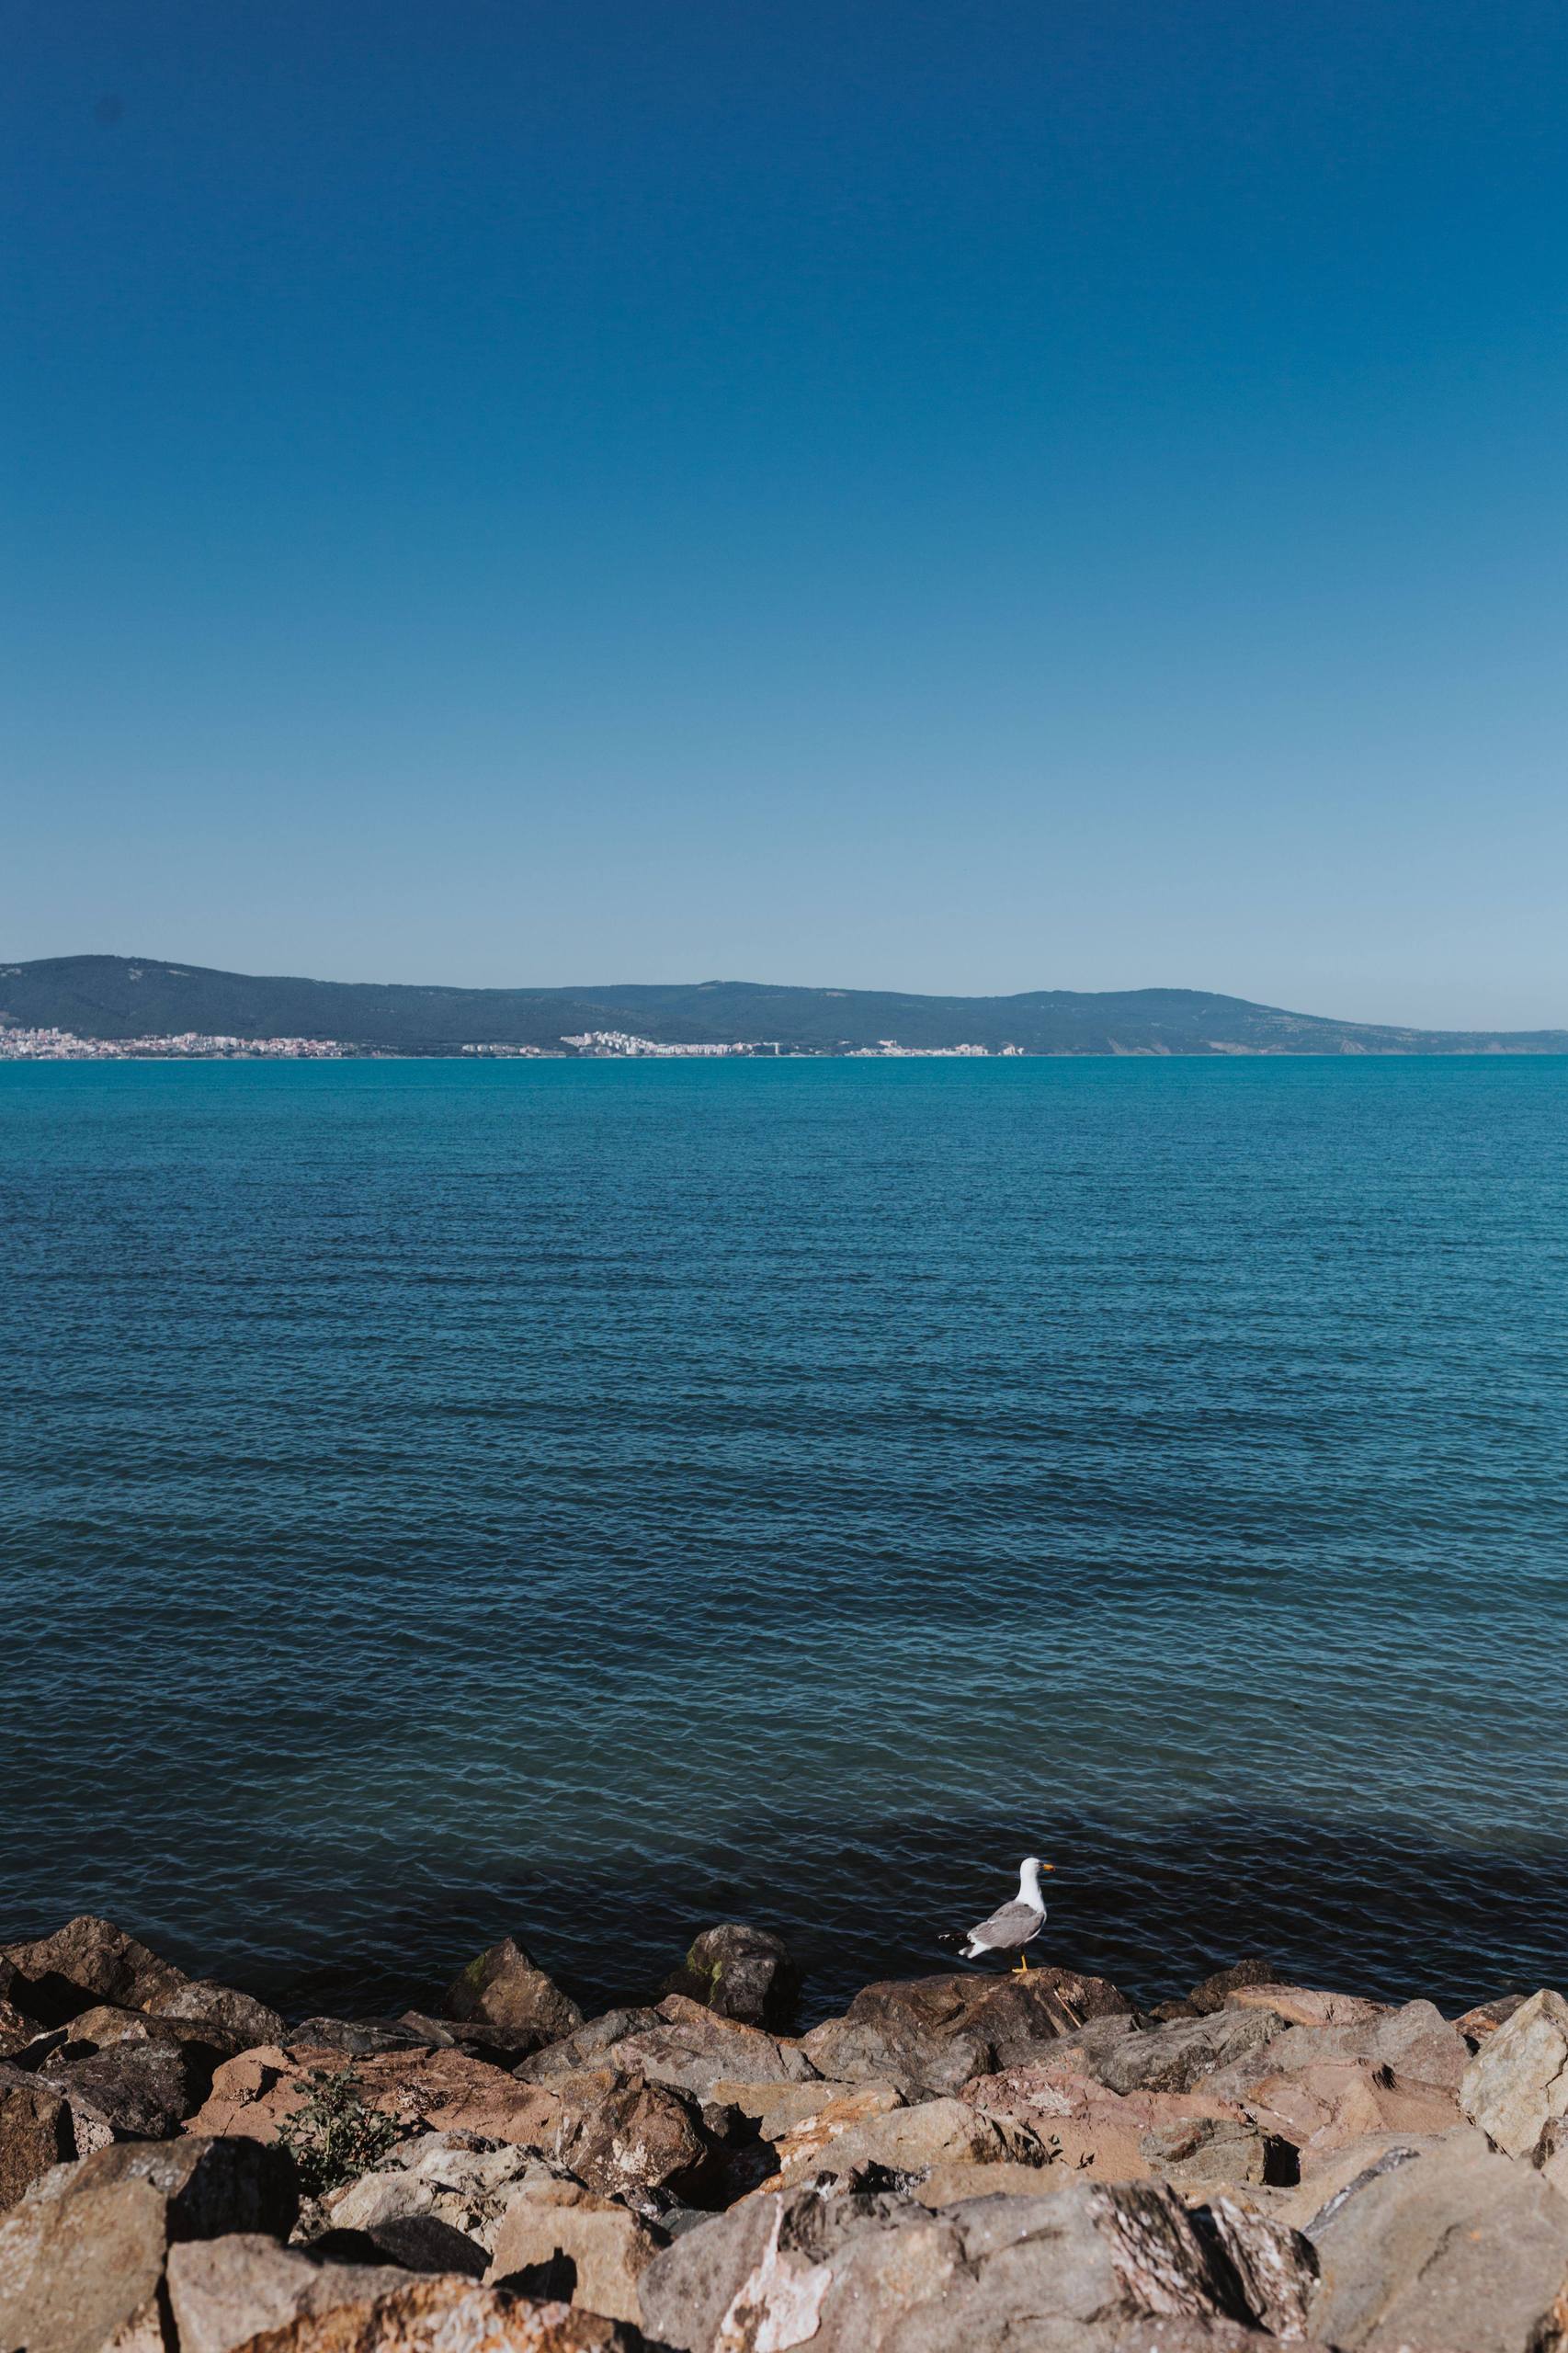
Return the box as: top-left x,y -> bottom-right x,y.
967,1897 -> 1043,1951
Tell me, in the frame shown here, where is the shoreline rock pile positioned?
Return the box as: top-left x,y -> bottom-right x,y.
4,1914 -> 1568,2351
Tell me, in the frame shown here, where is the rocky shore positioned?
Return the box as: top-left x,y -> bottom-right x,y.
4,1915 -> 1567,2352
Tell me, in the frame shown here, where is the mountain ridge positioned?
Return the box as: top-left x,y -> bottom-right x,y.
2,955 -> 1564,1055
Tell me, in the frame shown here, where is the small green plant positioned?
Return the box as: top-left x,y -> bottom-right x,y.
277,2065 -> 402,2199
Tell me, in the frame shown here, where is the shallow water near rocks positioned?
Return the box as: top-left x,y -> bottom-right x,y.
3,1055 -> 1566,2022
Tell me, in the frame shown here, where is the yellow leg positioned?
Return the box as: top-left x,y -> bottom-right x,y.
1012,1952 -> 1029,1975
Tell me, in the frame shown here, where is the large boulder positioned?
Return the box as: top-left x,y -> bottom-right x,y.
223,2274 -> 639,2352
318,2131 -> 574,2251
486,2180 -> 665,2323
187,2043 -> 562,2154
166,2235 -> 413,2353
1186,1960 -> 1278,2014
1078,2007 -> 1281,2097
549,2069 -> 716,2205
638,2176 -> 1315,2353
1199,1996 -> 1468,2170
524,1996 -> 813,2102
155,1979 -> 290,2052
800,1970 -> 1131,2097
0,2135 -> 298,2353
1,1915 -> 189,2021
659,1925 -> 801,2031
517,2012 -> 663,2084
1301,2124 -> 1568,2350
42,2035 -> 214,2143
0,2062 -> 75,2208
445,1941 -> 585,2047
1460,1985 -> 1568,2160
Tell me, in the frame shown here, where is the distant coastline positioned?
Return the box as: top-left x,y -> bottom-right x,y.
3,954 -> 1566,1060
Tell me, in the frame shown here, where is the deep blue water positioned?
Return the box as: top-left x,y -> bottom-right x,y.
3,1055 -> 1566,2025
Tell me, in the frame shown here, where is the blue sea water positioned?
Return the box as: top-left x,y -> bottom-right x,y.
3,1054 -> 1566,2024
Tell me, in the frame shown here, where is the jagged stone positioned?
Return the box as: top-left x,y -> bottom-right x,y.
225,2274 -> 638,2351
800,1969 -> 1131,2097
486,2180 -> 665,2323
533,1995 -> 813,2102
0,2061 -> 75,2209
1085,2006 -> 1281,2096
639,2175 -> 1315,2352
42,2036 -> 212,2141
517,2012 -> 663,2085
187,2042 -> 562,2149
1460,1985 -> 1568,2159
658,1925 -> 800,2031
1301,2124 -> 1568,2350
0,2136 -> 297,2353
156,1981 -> 289,2052
549,2069 -> 715,2203
166,2235 -> 413,2353
445,1940 -> 585,2046
1186,1960 -> 1278,2015
1,1915 -> 189,2019
770,2091 -> 1050,2188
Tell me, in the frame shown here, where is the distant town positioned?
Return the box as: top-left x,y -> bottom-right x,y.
2,1020 -> 1023,1063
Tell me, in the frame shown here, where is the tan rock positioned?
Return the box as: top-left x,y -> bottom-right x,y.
1452,1990 -> 1529,2044
485,2181 -> 663,2323
187,2044 -> 562,2150
960,2062 -> 1255,2186
321,2131 -> 571,2252
166,2236 -> 410,2353
754,2081 -> 905,2180
912,2157 -> 1071,2205
566,1995 -> 814,2100
1460,1985 -> 1568,2160
1240,2057 -> 1459,2170
1224,1984 -> 1389,2029
769,2092 -> 1048,2188
231,2275 -> 634,2352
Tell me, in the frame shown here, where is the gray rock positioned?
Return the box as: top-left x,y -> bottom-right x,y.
166,2235 -> 413,2353
1138,2113 -> 1277,2190
1302,2125 -> 1568,2350
801,1970 -> 1131,2098
550,2069 -> 716,2204
1086,2006 -> 1280,2097
1460,1985 -> 1568,2159
778,2093 -> 1050,2188
659,1925 -> 801,2031
639,2175 -> 1314,2352
290,2016 -> 437,2055
444,1938 -> 585,2044
41,2036 -> 210,2141
0,2062 -> 74,2210
544,1996 -> 813,2101
155,1981 -> 289,2052
317,2129 -> 576,2254
0,2136 -> 297,2353
517,2010 -> 664,2085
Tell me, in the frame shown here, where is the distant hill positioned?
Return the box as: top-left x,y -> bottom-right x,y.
2,956 -> 1564,1057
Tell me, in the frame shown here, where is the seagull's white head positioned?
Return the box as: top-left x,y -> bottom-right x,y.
1019,1856 -> 1053,1898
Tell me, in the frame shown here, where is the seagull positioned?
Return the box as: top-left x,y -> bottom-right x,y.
944,1856 -> 1053,1975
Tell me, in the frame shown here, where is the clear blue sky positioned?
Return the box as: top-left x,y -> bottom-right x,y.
5,1 -> 1566,1026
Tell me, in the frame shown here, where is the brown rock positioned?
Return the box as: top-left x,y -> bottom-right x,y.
232,2275 -> 636,2353
800,1968 -> 1131,2097
165,2236 -> 412,2353
2,1915 -> 189,2018
516,2012 -> 663,2086
1223,1983 -> 1389,2029
0,2137 -> 297,2353
549,2069 -> 712,2202
156,1981 -> 289,2052
747,2080 -> 904,2179
0,1995 -> 43,2057
0,2061 -> 75,2209
486,2181 -> 663,2323
961,2062 -> 1262,2188
553,1995 -> 813,2102
187,2043 -> 562,2150
445,1941 -> 585,2045
1452,1989 -> 1530,2043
